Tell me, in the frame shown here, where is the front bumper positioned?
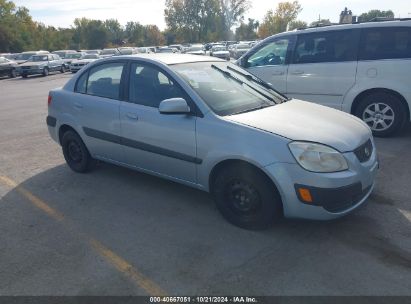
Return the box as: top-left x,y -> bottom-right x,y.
264,146 -> 378,220
20,68 -> 44,75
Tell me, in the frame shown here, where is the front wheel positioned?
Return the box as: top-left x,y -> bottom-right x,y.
355,92 -> 406,137
212,165 -> 282,230
62,130 -> 95,173
60,65 -> 66,73
42,68 -> 49,77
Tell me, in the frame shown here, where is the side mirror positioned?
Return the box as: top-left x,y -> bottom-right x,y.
159,98 -> 191,115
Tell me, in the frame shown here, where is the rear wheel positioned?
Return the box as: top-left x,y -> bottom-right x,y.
62,130 -> 95,173
355,92 -> 406,137
212,165 -> 282,230
22,74 -> 28,78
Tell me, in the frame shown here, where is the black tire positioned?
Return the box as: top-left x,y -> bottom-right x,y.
9,69 -> 17,78
22,74 -> 28,78
42,67 -> 49,77
212,164 -> 282,230
60,65 -> 66,73
61,130 -> 95,173
355,91 -> 406,137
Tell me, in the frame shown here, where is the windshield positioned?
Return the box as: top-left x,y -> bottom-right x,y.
188,46 -> 203,52
16,53 -> 35,60
172,62 -> 284,116
158,48 -> 173,53
212,47 -> 226,52
31,55 -> 48,62
66,53 -> 82,59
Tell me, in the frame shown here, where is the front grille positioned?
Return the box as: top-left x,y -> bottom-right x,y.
354,139 -> 373,163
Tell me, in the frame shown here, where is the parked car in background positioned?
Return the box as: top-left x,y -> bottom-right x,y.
169,44 -> 183,52
84,50 -> 101,55
186,45 -> 205,55
210,46 -> 230,60
20,54 -> 66,77
117,47 -> 139,55
52,50 -> 77,59
231,43 -> 251,59
70,54 -> 101,73
14,51 -> 49,65
100,48 -> 120,58
137,47 -> 151,54
238,20 -> 411,137
47,54 -> 378,230
0,57 -> 19,78
63,52 -> 86,69
157,47 -> 176,53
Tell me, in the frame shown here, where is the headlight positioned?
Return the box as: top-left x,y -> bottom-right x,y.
288,142 -> 348,173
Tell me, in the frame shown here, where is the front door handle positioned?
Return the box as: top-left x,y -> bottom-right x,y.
272,71 -> 285,76
290,70 -> 304,75
126,113 -> 139,120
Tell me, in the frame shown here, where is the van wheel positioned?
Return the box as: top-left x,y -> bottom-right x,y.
60,65 -> 66,73
42,68 -> 49,77
355,92 -> 406,137
62,130 -> 95,173
212,165 -> 282,230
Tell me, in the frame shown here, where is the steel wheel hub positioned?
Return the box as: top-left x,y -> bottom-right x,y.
363,103 -> 395,131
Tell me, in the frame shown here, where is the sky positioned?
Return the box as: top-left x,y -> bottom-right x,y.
12,0 -> 411,30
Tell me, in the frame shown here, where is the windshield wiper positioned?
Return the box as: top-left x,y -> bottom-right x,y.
211,64 -> 276,103
230,104 -> 273,116
226,65 -> 290,101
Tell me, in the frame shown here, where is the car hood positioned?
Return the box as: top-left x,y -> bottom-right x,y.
226,99 -> 371,152
186,51 -> 204,55
19,61 -> 46,67
213,51 -> 229,55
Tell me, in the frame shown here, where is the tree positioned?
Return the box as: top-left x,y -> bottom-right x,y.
104,19 -> 123,46
220,0 -> 251,39
144,25 -> 165,46
358,10 -> 394,22
258,1 -> 302,38
235,18 -> 259,41
125,22 -> 145,46
288,20 -> 307,30
309,19 -> 331,27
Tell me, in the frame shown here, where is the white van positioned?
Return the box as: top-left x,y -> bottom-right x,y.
237,20 -> 411,137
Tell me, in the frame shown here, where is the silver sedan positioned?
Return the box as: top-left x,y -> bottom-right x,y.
47,54 -> 378,230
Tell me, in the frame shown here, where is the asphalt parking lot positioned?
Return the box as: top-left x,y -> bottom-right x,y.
0,73 -> 410,296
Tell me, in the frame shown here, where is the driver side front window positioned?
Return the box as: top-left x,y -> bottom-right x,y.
247,38 -> 291,67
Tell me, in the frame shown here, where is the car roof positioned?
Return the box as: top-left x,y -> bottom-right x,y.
115,54 -> 223,65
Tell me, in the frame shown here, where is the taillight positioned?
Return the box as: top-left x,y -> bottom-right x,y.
48,94 -> 52,106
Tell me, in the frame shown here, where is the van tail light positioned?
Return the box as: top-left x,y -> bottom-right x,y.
48,94 -> 52,106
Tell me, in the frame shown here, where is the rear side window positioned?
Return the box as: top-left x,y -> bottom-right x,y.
86,63 -> 125,99
293,30 -> 358,64
359,27 -> 411,60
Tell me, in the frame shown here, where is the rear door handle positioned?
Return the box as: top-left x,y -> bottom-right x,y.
290,70 -> 304,75
126,113 -> 139,120
272,71 -> 285,76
